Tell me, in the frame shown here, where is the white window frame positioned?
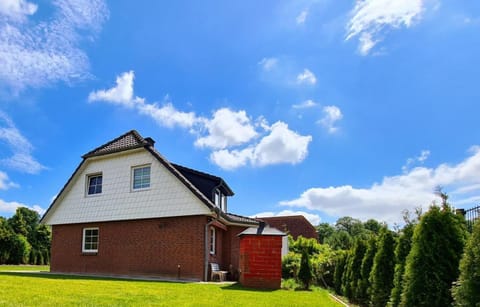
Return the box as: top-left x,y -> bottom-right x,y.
214,190 -> 221,207
132,165 -> 151,191
82,227 -> 99,253
86,173 -> 103,196
209,227 -> 216,255
221,195 -> 227,212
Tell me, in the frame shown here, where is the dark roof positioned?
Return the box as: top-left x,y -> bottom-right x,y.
258,215 -> 318,240
82,130 -> 148,158
222,212 -> 259,225
172,163 -> 234,200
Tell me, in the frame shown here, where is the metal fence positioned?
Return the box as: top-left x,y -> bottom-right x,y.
463,205 -> 480,232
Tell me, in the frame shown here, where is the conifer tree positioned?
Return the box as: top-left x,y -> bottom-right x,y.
369,227 -> 396,307
356,235 -> 377,305
298,250 -> 313,289
452,220 -> 480,306
334,252 -> 347,295
400,200 -> 467,306
388,223 -> 414,307
342,239 -> 366,301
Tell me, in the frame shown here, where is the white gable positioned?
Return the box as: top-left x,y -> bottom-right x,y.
43,149 -> 212,225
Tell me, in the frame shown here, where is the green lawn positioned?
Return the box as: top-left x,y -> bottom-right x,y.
0,266 -> 342,306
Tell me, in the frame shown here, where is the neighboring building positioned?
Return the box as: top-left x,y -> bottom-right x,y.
258,215 -> 318,241
40,130 -> 259,281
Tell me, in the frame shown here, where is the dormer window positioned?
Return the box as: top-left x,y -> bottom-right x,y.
214,189 -> 227,212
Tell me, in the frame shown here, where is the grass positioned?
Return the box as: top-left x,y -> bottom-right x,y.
0,266 -> 342,306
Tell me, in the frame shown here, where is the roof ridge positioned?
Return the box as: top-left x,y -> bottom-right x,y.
82,130 -> 147,158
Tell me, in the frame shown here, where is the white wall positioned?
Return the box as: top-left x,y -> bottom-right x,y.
43,149 -> 211,225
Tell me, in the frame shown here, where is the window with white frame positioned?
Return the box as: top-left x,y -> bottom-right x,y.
214,190 -> 220,207
82,228 -> 99,253
87,174 -> 102,195
132,165 -> 151,190
209,227 -> 216,255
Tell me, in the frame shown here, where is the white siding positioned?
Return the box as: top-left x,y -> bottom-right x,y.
43,149 -> 212,225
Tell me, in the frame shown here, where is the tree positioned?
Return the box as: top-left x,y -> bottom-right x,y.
333,251 -> 348,295
0,217 -> 14,264
389,223 -> 414,307
335,216 -> 365,237
400,202 -> 467,306
8,234 -> 31,264
369,227 -> 396,307
326,230 -> 353,250
363,219 -> 383,235
298,250 -> 313,289
452,220 -> 480,306
317,223 -> 335,244
356,235 -> 377,305
342,239 -> 367,301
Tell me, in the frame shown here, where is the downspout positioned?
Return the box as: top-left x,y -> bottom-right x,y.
204,208 -> 219,281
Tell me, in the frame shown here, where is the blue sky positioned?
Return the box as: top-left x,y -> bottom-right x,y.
0,0 -> 479,226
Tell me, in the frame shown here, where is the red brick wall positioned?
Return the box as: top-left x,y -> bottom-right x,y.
51,215 -> 208,280
221,226 -> 246,280
239,235 -> 283,289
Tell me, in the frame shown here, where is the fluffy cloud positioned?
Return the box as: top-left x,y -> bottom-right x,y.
297,69 -> 317,85
0,0 -> 37,21
346,0 -> 424,55
296,10 -> 308,24
88,71 -> 136,107
318,105 -> 343,133
195,108 -> 257,149
0,112 -> 45,174
281,146 -> 480,224
0,199 -> 45,215
254,210 -> 321,226
89,71 -> 313,170
0,0 -> 108,90
211,122 -> 312,169
402,149 -> 430,172
0,170 -> 18,190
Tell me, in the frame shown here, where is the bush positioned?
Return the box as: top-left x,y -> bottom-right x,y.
282,252 -> 301,279
298,251 -> 313,289
8,234 -> 31,264
400,204 -> 467,306
369,228 -> 396,307
452,220 -> 480,306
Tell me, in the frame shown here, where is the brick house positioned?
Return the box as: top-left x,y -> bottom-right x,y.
40,130 -> 259,281
258,215 -> 318,241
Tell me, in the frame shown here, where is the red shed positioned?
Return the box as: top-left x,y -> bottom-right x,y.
238,225 -> 286,289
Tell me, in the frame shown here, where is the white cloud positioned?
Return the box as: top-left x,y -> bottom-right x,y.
281,146 -> 480,224
346,0 -> 424,55
0,0 -> 109,90
258,57 -> 278,71
297,68 -> 317,85
89,72 -> 313,170
296,10 -> 308,24
0,199 -> 45,215
292,99 -> 317,109
0,0 -> 37,21
88,71 -> 136,107
195,108 -> 257,149
318,105 -> 343,133
254,210 -> 321,226
0,170 -> 18,190
0,112 -> 45,174
402,149 -> 430,172
211,121 -> 312,169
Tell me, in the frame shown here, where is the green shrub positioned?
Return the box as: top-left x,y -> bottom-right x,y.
356,235 -> 377,305
452,220 -> 480,306
298,251 -> 313,289
400,204 -> 467,306
8,234 -> 31,264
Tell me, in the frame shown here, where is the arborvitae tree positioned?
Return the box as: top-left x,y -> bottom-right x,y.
369,227 -> 396,307
334,251 -> 348,295
356,235 -> 377,306
388,223 -> 414,307
452,220 -> 480,306
298,250 -> 313,289
400,202 -> 467,306
342,239 -> 367,302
